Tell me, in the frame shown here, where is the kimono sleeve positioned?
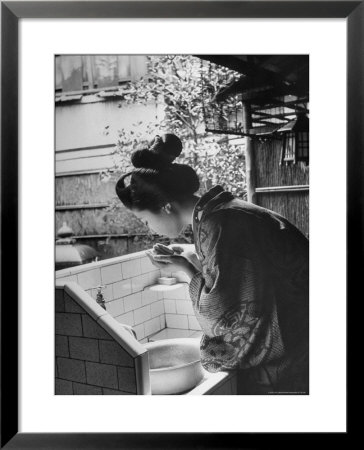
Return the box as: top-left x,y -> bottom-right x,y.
188,209 -> 273,371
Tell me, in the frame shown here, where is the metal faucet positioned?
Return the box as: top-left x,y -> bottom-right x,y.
95,285 -> 106,310
92,285 -> 137,340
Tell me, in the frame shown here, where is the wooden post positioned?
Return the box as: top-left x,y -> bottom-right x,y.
242,102 -> 256,203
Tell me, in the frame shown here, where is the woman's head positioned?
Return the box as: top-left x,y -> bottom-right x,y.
115,133 -> 200,237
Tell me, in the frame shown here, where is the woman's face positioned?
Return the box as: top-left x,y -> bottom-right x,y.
132,206 -> 185,238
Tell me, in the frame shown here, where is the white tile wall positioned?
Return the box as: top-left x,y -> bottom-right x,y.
140,256 -> 156,273
124,293 -> 142,313
144,316 -> 161,336
105,298 -> 125,317
133,323 -> 145,340
190,330 -> 203,338
112,279 -> 132,299
141,289 -> 158,306
151,300 -> 164,318
149,328 -> 195,341
148,270 -> 160,285
165,314 -> 189,329
131,273 -> 150,293
134,305 -> 152,325
115,311 -> 134,327
102,284 -> 113,302
176,300 -> 194,315
159,314 -> 166,329
172,285 -> 187,300
101,263 -> 122,284
86,288 -> 97,300
164,299 -> 176,314
57,252 -> 204,343
56,275 -> 77,284
77,269 -> 101,290
122,259 -> 141,279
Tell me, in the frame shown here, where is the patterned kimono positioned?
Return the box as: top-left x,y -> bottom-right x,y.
189,185 -> 309,394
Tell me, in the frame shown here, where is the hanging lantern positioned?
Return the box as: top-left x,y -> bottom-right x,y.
279,112 -> 309,165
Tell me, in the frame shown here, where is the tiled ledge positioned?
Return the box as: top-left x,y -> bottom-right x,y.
63,281 -> 146,360
56,249 -> 148,278
144,282 -> 188,292
186,370 -> 237,395
56,243 -> 196,278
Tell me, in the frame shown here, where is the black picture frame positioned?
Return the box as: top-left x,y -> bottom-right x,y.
1,1 -> 359,447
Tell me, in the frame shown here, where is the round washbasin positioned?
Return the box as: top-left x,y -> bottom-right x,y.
143,338 -> 204,395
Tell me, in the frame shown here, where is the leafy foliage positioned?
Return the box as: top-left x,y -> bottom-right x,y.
100,55 -> 247,245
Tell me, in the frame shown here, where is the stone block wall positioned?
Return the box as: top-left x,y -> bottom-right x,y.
55,283 -> 149,395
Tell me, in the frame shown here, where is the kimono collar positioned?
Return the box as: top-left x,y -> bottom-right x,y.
193,185 -> 234,222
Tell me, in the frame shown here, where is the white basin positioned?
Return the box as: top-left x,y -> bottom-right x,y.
143,338 -> 204,395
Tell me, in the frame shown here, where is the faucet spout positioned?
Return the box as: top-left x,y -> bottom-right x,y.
95,285 -> 106,310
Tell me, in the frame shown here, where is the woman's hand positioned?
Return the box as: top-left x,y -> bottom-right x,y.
152,243 -> 176,255
145,250 -> 199,280
169,245 -> 203,272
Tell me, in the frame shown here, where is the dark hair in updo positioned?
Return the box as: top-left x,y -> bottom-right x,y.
115,134 -> 200,212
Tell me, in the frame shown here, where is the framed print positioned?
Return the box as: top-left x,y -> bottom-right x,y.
1,0 -> 360,447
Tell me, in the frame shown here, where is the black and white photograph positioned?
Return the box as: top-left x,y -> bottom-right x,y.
1,0 -> 356,443
55,54 -> 309,396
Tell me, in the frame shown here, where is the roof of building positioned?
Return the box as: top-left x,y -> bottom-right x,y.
197,55 -> 309,135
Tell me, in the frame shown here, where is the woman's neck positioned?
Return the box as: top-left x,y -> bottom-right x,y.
173,195 -> 200,228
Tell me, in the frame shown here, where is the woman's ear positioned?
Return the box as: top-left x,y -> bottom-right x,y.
162,203 -> 172,214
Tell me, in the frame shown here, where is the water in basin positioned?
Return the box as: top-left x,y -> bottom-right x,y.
143,337 -> 204,395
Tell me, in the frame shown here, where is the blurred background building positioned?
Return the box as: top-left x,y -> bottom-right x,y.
55,55 -> 166,266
